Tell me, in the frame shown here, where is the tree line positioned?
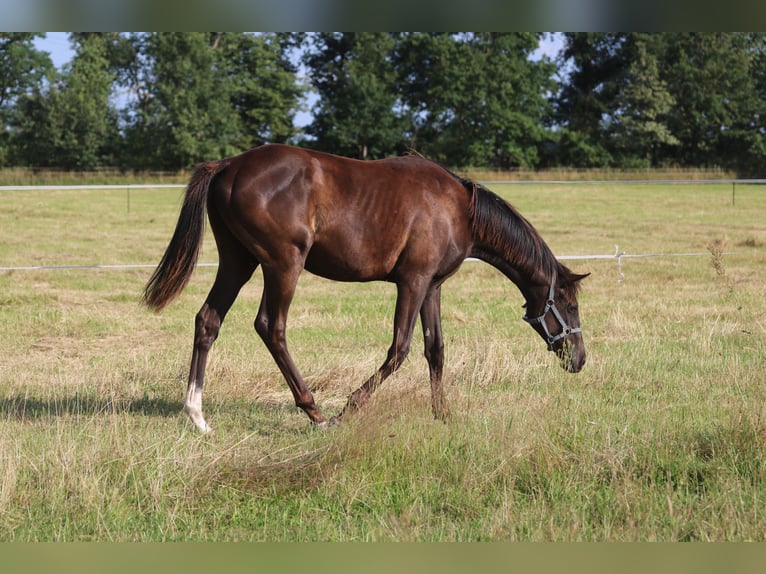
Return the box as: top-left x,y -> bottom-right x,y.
1,32 -> 765,175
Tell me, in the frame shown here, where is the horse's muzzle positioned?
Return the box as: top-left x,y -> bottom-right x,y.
556,343 -> 586,373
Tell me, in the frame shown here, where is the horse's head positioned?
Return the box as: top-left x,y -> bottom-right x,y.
523,269 -> 589,373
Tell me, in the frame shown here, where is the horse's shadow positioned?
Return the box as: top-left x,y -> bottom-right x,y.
0,394 -> 182,421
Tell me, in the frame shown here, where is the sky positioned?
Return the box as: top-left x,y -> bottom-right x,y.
33,32 -> 73,68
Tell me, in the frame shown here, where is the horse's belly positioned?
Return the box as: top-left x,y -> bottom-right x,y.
304,239 -> 398,282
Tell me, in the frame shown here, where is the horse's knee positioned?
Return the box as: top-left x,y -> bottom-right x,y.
424,340 -> 444,364
253,314 -> 286,350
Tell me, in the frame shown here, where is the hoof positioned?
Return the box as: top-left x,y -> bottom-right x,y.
195,421 -> 213,434
185,410 -> 212,434
313,420 -> 329,430
434,410 -> 451,423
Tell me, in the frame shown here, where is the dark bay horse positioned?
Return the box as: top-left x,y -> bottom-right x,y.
143,144 -> 588,432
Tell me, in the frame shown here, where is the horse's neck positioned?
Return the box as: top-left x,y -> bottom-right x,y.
467,210 -> 554,298
467,186 -> 555,293
468,246 -> 541,301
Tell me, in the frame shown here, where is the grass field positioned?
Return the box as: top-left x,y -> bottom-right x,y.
1,177 -> 765,541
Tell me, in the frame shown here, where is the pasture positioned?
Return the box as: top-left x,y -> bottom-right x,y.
0,178 -> 764,541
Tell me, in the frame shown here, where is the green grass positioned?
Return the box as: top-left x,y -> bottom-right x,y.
0,180 -> 765,541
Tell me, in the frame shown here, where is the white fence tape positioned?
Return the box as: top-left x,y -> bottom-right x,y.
0,184 -> 185,191
0,263 -> 219,271
1,181 -> 755,276
2,179 -> 766,192
1,250 -> 740,274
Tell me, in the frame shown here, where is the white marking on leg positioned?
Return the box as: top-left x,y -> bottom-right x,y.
184,386 -> 211,433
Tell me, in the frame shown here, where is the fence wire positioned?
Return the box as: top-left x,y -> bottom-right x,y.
1,180 -> 758,281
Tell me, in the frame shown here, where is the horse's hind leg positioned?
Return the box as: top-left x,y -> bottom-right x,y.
185,244 -> 257,433
420,284 -> 449,421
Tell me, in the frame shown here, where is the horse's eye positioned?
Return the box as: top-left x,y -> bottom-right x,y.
568,304 -> 578,313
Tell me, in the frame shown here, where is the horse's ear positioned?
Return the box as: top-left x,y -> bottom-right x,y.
563,272 -> 590,291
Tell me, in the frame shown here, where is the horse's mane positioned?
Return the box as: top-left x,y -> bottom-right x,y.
442,168 -> 571,286
399,154 -> 576,288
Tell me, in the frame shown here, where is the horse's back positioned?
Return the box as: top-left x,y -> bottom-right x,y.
210,144 -> 474,282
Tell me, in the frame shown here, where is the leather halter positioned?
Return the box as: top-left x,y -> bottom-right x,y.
522,272 -> 582,351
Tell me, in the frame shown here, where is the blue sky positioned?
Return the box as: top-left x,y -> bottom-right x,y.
34,32 -> 73,68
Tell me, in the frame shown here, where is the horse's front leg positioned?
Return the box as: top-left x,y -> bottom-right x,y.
255,267 -> 327,427
420,284 -> 449,421
333,279 -> 429,423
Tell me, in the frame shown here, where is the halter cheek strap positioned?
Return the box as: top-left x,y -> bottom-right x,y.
522,272 -> 582,351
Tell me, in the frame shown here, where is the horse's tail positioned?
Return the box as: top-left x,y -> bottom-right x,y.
143,159 -> 229,312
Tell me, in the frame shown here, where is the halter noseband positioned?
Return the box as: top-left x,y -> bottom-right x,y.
522,272 -> 581,351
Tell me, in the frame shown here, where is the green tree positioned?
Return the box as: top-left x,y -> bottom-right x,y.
217,32 -> 305,148
302,32 -> 407,159
472,32 -> 555,169
660,32 -> 766,175
742,33 -> 766,176
0,33 -> 52,166
120,33 -> 304,170
392,32 -> 456,155
662,33 -> 757,172
12,33 -> 119,170
123,33 -> 240,170
606,35 -> 678,167
554,33 -> 630,167
395,32 -> 553,169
